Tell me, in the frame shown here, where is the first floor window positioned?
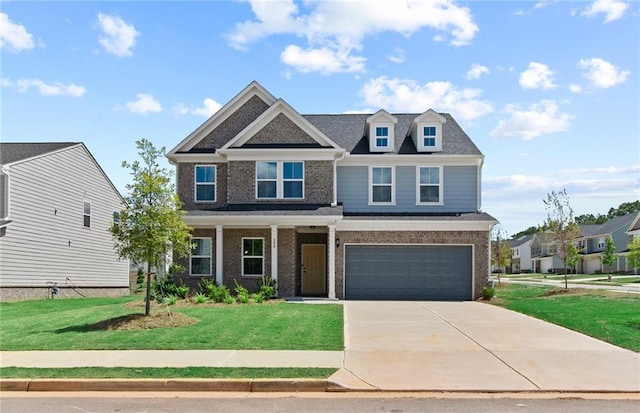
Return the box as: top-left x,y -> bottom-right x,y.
83,201 -> 91,228
370,166 -> 393,204
191,238 -> 212,276
242,238 -> 264,276
423,126 -> 436,147
418,167 -> 441,204
195,165 -> 216,202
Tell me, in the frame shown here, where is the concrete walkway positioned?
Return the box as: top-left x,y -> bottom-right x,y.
330,301 -> 640,392
503,278 -> 640,293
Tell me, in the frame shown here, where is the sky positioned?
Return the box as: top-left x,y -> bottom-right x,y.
1,0 -> 638,236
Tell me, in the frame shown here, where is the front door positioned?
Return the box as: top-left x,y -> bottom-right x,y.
302,244 -> 326,296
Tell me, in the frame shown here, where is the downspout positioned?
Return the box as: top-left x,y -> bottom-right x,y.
332,151 -> 346,207
477,155 -> 484,211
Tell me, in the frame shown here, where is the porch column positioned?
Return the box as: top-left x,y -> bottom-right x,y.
270,224 -> 278,286
328,224 -> 336,299
215,225 -> 223,286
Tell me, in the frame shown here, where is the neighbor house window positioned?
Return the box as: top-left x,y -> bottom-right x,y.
256,161 -> 303,199
83,201 -> 91,228
370,166 -> 394,204
113,211 -> 120,224
597,237 -> 605,249
242,238 -> 264,276
190,238 -> 212,276
195,165 -> 216,202
423,126 -> 436,147
417,166 -> 442,204
375,126 -> 389,147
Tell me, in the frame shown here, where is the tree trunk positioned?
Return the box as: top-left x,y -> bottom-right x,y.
145,270 -> 152,316
564,260 -> 568,290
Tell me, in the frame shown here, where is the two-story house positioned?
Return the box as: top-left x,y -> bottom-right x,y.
167,81 -> 497,301
509,234 -> 533,273
0,142 -> 129,301
530,232 -> 563,273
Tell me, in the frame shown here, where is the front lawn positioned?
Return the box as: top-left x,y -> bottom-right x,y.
489,284 -> 640,351
0,296 -> 344,351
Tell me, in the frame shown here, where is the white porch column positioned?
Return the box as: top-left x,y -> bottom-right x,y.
270,224 -> 278,285
328,224 -> 336,299
215,225 -> 223,286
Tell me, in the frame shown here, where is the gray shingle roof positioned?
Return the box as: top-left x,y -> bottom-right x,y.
303,113 -> 482,155
509,234 -> 533,247
589,212 -> 638,237
0,142 -> 78,165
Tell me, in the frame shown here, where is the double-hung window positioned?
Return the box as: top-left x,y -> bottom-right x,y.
375,126 -> 389,147
417,166 -> 442,204
83,201 -> 91,228
256,161 -> 303,199
195,165 -> 216,202
423,126 -> 436,148
242,238 -> 264,276
370,166 -> 394,204
597,237 -> 605,249
190,238 -> 212,276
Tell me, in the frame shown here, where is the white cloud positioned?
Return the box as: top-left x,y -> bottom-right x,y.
388,48 -> 405,64
229,0 -> 478,74
581,0 -> 629,23
466,64 -> 489,80
489,100 -> 573,140
569,84 -> 583,93
174,98 -> 222,117
1,78 -> 85,97
0,12 -> 35,52
97,13 -> 139,57
361,76 -> 493,120
125,94 -> 162,114
578,57 -> 630,89
519,62 -> 557,89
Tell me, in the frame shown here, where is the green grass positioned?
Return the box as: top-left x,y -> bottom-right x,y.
0,296 -> 344,351
490,284 -> 640,351
0,367 -> 337,379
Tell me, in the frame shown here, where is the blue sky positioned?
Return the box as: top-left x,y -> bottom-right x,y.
2,0 -> 638,235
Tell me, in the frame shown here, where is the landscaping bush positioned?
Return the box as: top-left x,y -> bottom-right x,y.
194,293 -> 207,304
482,286 -> 496,300
257,275 -> 277,300
234,280 -> 250,304
251,293 -> 264,303
166,295 -> 178,305
199,278 -> 233,303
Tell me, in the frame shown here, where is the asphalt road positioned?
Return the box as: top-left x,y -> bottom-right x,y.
2,393 -> 638,413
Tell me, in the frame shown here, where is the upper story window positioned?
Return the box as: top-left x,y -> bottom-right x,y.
597,237 -> 605,249
113,211 -> 120,224
423,126 -> 437,147
375,127 -> 389,147
195,165 -> 216,202
190,237 -> 212,276
242,237 -> 264,276
256,161 -> 304,199
83,201 -> 91,228
369,166 -> 394,205
416,166 -> 442,205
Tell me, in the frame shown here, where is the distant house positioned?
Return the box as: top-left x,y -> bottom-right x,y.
509,234 -> 533,273
530,232 -> 563,274
0,142 -> 129,301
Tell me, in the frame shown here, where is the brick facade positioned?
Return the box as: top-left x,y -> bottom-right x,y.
177,163 -> 228,210
244,113 -> 319,146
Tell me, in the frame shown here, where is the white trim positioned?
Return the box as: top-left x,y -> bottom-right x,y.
255,161 -> 304,200
221,148 -> 341,161
368,166 -> 395,206
184,214 -> 342,228
215,225 -> 223,285
83,200 -> 91,229
168,81 -> 277,156
194,164 -> 216,203
415,166 -> 444,206
220,98 -> 342,150
328,225 -> 336,299
168,153 -> 227,164
0,167 -> 10,221
242,237 -> 265,277
190,237 -> 213,276
337,219 -> 496,232
339,154 -> 482,166
270,225 -> 278,286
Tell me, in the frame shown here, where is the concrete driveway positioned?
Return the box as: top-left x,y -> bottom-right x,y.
329,301 -> 640,392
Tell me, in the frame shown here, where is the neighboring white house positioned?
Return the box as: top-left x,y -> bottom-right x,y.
0,142 -> 129,301
509,234 -> 533,273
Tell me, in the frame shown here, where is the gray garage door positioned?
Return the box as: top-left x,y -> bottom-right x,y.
345,245 -> 472,300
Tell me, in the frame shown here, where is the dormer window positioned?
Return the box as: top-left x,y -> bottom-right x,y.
375,127 -> 389,147
423,126 -> 436,147
411,109 -> 446,153
367,110 -> 398,153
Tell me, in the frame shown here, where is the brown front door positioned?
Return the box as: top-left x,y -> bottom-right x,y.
302,244 -> 326,296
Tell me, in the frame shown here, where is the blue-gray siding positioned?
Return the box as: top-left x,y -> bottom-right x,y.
337,165 -> 478,213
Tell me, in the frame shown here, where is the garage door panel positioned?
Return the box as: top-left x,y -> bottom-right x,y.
345,245 -> 472,301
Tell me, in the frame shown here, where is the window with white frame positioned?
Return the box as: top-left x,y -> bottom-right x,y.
417,166 -> 442,204
423,126 -> 437,147
242,237 -> 264,276
375,126 -> 389,147
195,165 -> 216,202
256,161 -> 303,199
597,237 -> 605,249
370,166 -> 394,204
83,201 -> 91,228
190,238 -> 212,276
113,211 -> 120,224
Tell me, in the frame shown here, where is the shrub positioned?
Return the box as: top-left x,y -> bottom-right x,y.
199,278 -> 216,297
223,294 -> 235,304
482,286 -> 496,300
251,293 -> 264,303
234,280 -> 250,304
176,284 -> 190,299
166,295 -> 178,305
194,293 -> 207,304
257,275 -> 277,300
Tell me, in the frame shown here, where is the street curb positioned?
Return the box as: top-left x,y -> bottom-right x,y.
0,379 -> 328,392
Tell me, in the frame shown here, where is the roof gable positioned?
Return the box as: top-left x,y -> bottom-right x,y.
168,81 -> 277,156
0,142 -> 78,165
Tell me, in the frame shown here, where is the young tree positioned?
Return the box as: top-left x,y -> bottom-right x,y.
565,243 -> 579,275
491,225 -> 511,285
544,189 -> 581,289
601,237 -> 616,282
110,139 -> 192,316
628,238 -> 640,275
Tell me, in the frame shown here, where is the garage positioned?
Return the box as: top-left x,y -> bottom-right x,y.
345,245 -> 473,300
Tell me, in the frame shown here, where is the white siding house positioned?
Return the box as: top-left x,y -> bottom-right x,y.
0,142 -> 129,301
